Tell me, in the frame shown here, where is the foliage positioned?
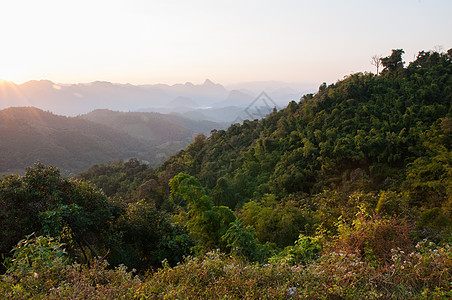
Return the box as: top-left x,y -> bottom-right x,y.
404,119 -> 451,216
240,194 -> 315,247
84,48 -> 451,248
142,228 -> 451,299
332,211 -> 413,265
0,162 -> 112,265
79,159 -> 150,199
138,251 -> 300,299
270,234 -> 323,266
1,48 -> 451,298
381,49 -> 405,75
1,227 -> 450,299
300,241 -> 452,299
221,219 -> 276,263
169,173 -> 236,251
107,199 -> 194,271
0,235 -> 141,299
2,234 -> 69,295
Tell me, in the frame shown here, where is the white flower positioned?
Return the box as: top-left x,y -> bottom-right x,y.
287,287 -> 297,296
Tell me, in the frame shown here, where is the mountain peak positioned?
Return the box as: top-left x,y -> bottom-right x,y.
21,79 -> 54,87
203,79 -> 215,86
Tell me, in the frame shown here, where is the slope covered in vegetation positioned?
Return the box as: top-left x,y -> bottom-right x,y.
0,107 -> 151,175
82,49 -> 451,245
1,49 -> 451,298
0,107 -> 222,175
79,109 -> 222,144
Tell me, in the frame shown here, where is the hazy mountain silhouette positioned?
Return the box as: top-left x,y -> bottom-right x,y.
215,90 -> 254,107
0,79 -> 313,121
79,109 -> 222,143
173,106 -> 245,123
167,96 -> 200,110
155,79 -> 228,106
225,81 -> 316,107
0,80 -> 169,116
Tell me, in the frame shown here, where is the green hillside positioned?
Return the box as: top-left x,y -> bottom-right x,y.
0,107 -> 155,174
1,49 -> 451,298
0,107 -> 222,175
82,49 -> 451,235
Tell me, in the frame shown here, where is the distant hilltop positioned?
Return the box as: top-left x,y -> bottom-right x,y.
0,106 -> 223,175
0,79 -> 316,117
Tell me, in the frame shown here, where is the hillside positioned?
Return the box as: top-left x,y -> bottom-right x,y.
0,107 -> 222,175
1,49 -> 451,299
151,49 -> 451,207
78,109 -> 223,143
0,107 -> 156,174
82,49 -> 451,244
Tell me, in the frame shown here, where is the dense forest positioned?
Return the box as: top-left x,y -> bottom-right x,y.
1,49 -> 451,299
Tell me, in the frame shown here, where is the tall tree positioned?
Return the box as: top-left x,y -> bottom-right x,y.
169,173 -> 236,250
381,49 -> 405,74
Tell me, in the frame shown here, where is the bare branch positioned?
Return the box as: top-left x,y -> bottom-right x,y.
371,55 -> 382,75
433,45 -> 443,53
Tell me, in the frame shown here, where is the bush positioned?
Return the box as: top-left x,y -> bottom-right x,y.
332,210 -> 413,264
1,234 -> 69,297
270,234 -> 323,265
0,234 -> 141,299
137,250 -> 302,299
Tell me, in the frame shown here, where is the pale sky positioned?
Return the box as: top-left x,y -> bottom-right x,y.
0,0 -> 451,86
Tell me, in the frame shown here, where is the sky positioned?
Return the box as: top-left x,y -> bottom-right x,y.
0,0 -> 451,86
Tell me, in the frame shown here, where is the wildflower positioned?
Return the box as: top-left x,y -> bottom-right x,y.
287,287 -> 297,296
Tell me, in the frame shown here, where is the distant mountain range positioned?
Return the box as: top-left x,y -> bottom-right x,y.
0,78 -> 316,175
0,107 -> 223,175
0,79 -> 316,122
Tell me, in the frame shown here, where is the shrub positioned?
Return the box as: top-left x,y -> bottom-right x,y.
1,234 -> 70,297
137,251 -> 303,299
270,234 -> 323,266
0,234 -> 141,299
333,210 -> 413,264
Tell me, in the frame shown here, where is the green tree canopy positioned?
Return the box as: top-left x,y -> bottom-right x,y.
0,162 -> 112,262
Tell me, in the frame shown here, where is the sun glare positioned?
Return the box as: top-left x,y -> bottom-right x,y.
0,79 -> 14,88
0,78 -> 31,109
0,71 -> 22,85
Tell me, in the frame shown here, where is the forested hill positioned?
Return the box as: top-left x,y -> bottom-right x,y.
1,49 -> 451,298
0,107 -> 222,175
169,49 -> 450,197
157,48 -> 451,199
78,109 -> 224,144
82,49 -> 451,240
0,107 -> 153,174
